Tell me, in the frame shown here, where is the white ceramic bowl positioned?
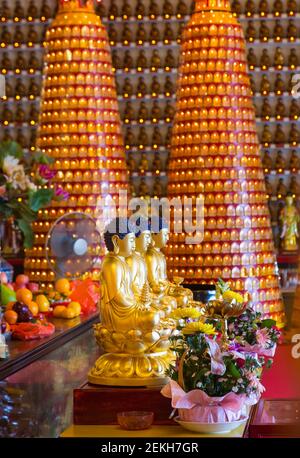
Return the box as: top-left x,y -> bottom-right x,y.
174,415 -> 248,434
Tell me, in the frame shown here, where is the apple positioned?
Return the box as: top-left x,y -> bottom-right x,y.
27,282 -> 39,293
16,274 -> 29,286
0,272 -> 8,284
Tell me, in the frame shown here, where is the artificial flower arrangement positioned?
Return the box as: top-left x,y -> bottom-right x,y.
0,140 -> 68,248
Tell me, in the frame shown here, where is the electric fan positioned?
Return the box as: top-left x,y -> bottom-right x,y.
45,212 -> 101,279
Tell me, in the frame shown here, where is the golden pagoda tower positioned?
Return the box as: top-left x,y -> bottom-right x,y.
25,0 -> 129,288
167,0 -> 284,323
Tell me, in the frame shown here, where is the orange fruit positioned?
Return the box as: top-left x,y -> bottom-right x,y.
53,305 -> 67,317
55,278 -> 70,294
16,288 -> 33,305
6,301 -> 16,311
4,310 -> 18,325
61,308 -> 76,319
28,301 -> 39,316
68,301 -> 81,315
35,294 -> 50,312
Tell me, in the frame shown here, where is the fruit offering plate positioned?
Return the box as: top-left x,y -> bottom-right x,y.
10,321 -> 55,341
174,415 -> 248,434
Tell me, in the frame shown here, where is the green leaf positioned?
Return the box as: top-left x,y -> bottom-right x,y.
0,200 -> 13,218
261,319 -> 276,329
0,140 -> 23,165
32,150 -> 54,165
29,189 -> 53,212
228,361 -> 241,379
16,218 -> 34,248
7,200 -> 36,223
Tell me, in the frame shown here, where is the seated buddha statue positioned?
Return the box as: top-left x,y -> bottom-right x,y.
28,79 -> 40,96
123,50 -> 134,69
108,0 -> 118,18
231,0 -> 242,15
127,152 -> 136,172
150,24 -> 161,43
165,49 -> 176,68
290,124 -> 299,144
259,0 -> 269,15
15,78 -> 27,97
275,125 -> 286,144
287,0 -> 297,12
246,21 -> 256,41
146,217 -> 194,308
151,50 -> 161,69
152,177 -> 163,197
95,1 -> 106,16
163,0 -> 174,17
262,150 -> 273,170
136,50 -> 148,69
152,154 -> 162,172
138,101 -> 149,121
139,177 -> 150,197
151,101 -> 162,121
275,98 -> 286,119
164,76 -> 174,95
259,22 -> 270,41
290,100 -> 300,119
287,20 -> 297,40
4,81 -> 13,98
136,25 -> 147,43
1,52 -> 12,70
261,98 -> 272,119
277,178 -> 288,196
41,0 -> 51,18
164,24 -> 174,42
275,150 -> 286,171
137,127 -> 149,146
260,74 -> 271,94
290,176 -> 300,195
17,129 -> 28,148
245,0 -> 256,15
1,1 -> 10,19
14,27 -> 24,44
290,150 -> 300,170
28,52 -> 40,70
14,0 -> 24,18
108,25 -> 118,44
124,101 -> 135,122
135,0 -> 145,18
139,152 -> 149,172
273,0 -> 283,15
176,0 -> 188,16
274,74 -> 285,94
122,77 -> 133,97
164,100 -> 175,120
273,20 -> 284,40
274,47 -> 285,68
122,25 -> 132,44
15,106 -> 26,123
27,26 -> 38,43
88,217 -> 173,386
137,77 -> 147,97
151,76 -> 161,96
1,26 -> 12,43
152,126 -> 162,146
125,127 -> 136,146
261,125 -> 272,144
149,0 -> 159,18
260,49 -> 271,69
288,48 -> 299,68
15,51 -> 27,70
247,48 -> 257,68
112,50 -> 122,69
121,0 -> 132,18
165,126 -> 172,147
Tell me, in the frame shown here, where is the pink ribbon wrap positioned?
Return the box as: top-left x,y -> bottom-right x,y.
238,343 -> 277,358
161,381 -> 247,423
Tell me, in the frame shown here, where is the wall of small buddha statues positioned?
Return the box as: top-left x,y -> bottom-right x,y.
0,0 -> 299,290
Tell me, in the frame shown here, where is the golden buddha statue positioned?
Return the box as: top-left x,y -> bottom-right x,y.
137,127 -> 149,146
122,25 -> 132,43
109,24 -> 118,44
14,27 -> 24,44
246,21 -> 256,41
288,20 -> 297,39
275,125 -> 286,144
95,0 -> 106,16
41,0 -> 51,18
290,100 -> 300,119
112,50 -> 122,69
290,150 -> 300,170
164,24 -> 174,42
28,25 -> 38,43
288,48 -> 299,68
4,81 -> 13,98
3,105 -> 13,122
2,52 -> 12,70
261,98 -> 272,119
232,0 -> 242,15
176,0 -> 188,16
1,26 -> 12,43
151,101 -> 162,121
163,0 -> 174,17
150,24 -> 161,43
275,98 -> 286,119
108,0 -> 119,19
121,0 -> 132,18
122,77 -> 133,97
139,152 -> 149,172
15,106 -> 26,123
135,0 -> 145,18
259,22 -> 270,41
165,126 -> 172,147
273,20 -> 284,40
262,150 -> 273,170
139,177 -> 150,197
1,1 -> 10,18
146,217 -> 194,308
290,176 -> 300,196
274,74 -> 285,94
124,101 -> 135,122
280,194 -> 300,251
28,79 -> 40,96
277,177 -> 288,196
17,129 -> 28,148
138,101 -> 149,121
261,125 -> 272,144
136,25 -> 147,43
247,48 -> 257,67
153,177 -> 163,197
125,127 -> 135,146
136,50 -> 148,68
149,0 -> 159,18
14,0 -> 24,17
151,76 -> 161,96
164,100 -> 175,120
88,217 -> 173,386
127,152 -> 136,172
259,0 -> 269,14
274,47 -> 285,68
16,51 -> 27,70
29,52 -> 40,70
260,49 -> 271,69
123,50 -> 134,69
275,150 -> 286,171
273,0 -> 283,15
260,74 -> 271,94
287,0 -> 297,12
137,77 -> 147,97
151,50 -> 161,69
164,76 -> 174,95
152,154 -> 162,172
245,0 -> 256,15
165,49 -> 176,68
152,126 -> 162,146
290,123 -> 300,144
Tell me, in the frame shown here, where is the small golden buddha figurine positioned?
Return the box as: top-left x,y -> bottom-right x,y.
137,77 -> 147,97
41,0 -> 51,18
153,177 -> 163,197
14,27 -> 25,44
121,0 -> 132,18
149,0 -> 159,18
4,81 -> 13,97
163,0 -> 174,17
290,176 -> 300,195
146,217 -> 194,308
151,101 -> 161,121
2,105 -> 13,122
1,26 -> 12,43
15,106 -> 26,123
15,51 -> 27,70
177,22 -> 185,42
290,150 -> 300,170
262,125 -> 272,144
275,98 -> 286,119
275,150 -> 286,170
275,47 -> 285,68
152,154 -> 162,172
232,0 -> 242,15
262,150 -> 273,170
151,50 -> 162,70
274,74 -> 285,93
136,50 -> 148,69
136,25 -> 147,43
139,177 -> 150,196
27,0 -> 38,18
28,78 -> 40,96
164,76 -> 174,95
165,49 -> 176,68
15,78 -> 27,97
28,25 -> 38,43
88,217 -> 173,386
288,48 -> 299,68
139,152 -> 149,172
273,0 -> 284,15
287,20 -> 297,39
259,22 -> 270,41
17,129 -> 28,148
260,49 -> 271,69
164,100 -> 175,120
150,24 -> 161,43
14,0 -> 24,18
176,0 -> 188,16
290,100 -> 300,119
277,178 -> 288,196
1,1 -> 10,19
95,1 -> 106,17
137,127 -> 149,146
125,127 -> 136,146
112,50 -> 122,69
151,76 -> 161,95
2,52 -> 12,70
108,0 -> 119,19
247,48 -> 257,67
135,0 -> 145,18
122,25 -> 132,44
287,0 -> 297,13
164,24 -> 174,42
275,125 -> 286,144
290,123 -> 300,144
28,52 -> 40,70
261,98 -> 272,119
152,126 -> 162,146
273,20 -> 284,40
138,101 -> 149,121
123,50 -> 134,69
29,105 -> 39,122
260,74 -> 271,94
279,194 -> 300,251
246,21 -> 256,41
122,77 -> 133,97
245,0 -> 256,15
259,0 -> 269,15
109,24 -> 118,44
127,152 -> 136,172
124,102 -> 135,121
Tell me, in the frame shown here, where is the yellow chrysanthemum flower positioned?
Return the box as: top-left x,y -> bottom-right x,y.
222,291 -> 244,304
170,307 -> 202,320
182,321 -> 217,336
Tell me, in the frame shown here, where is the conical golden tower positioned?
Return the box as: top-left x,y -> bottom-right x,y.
25,0 -> 129,288
167,0 -> 284,323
